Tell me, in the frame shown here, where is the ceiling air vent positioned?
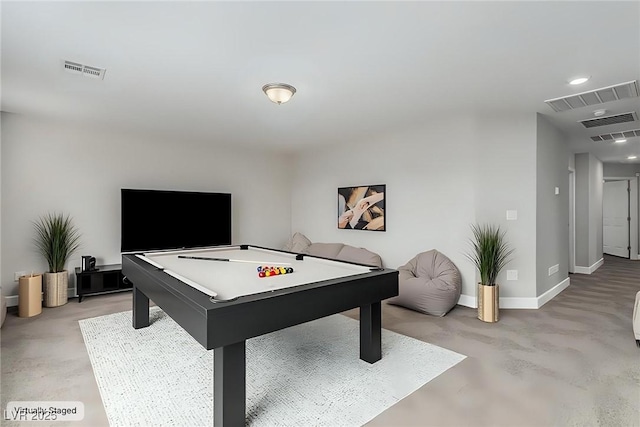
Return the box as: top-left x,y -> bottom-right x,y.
544,80 -> 639,112
63,60 -> 106,80
579,112 -> 637,128
591,128 -> 640,142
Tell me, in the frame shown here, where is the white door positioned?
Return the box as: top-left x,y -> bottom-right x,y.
603,180 -> 629,258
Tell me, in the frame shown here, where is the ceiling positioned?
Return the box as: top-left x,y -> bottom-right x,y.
2,1 -> 639,163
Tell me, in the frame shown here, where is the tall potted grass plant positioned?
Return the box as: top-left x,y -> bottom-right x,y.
34,213 -> 81,307
467,224 -> 514,322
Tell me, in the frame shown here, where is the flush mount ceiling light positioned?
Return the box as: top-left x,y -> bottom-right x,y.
262,83 -> 296,105
615,138 -> 627,143
569,76 -> 590,85
628,155 -> 638,160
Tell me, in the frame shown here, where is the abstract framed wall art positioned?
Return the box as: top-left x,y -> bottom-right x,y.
337,185 -> 385,231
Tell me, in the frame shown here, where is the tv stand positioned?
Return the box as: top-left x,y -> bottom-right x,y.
75,264 -> 132,302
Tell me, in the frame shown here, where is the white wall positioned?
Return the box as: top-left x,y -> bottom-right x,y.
2,111 -> 574,308
474,114 -> 537,299
0,116 -> 3,302
291,114 -> 542,303
1,113 -> 293,298
591,157 -> 604,264
574,153 -> 590,266
603,163 -> 640,177
291,116 -> 477,297
535,114 -> 569,295
568,151 -> 575,170
574,152 -> 604,269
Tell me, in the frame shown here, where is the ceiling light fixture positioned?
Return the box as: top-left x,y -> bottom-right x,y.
628,155 -> 637,160
615,138 -> 627,143
569,76 -> 590,85
262,83 -> 296,105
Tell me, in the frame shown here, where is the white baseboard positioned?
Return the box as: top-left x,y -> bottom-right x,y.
457,294 -> 476,308
535,277 -> 570,308
5,295 -> 19,307
574,257 -> 604,274
499,297 -> 539,309
457,277 -> 571,310
4,287 -> 76,307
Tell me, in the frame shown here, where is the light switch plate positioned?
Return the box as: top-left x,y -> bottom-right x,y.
507,270 -> 518,281
506,210 -> 517,220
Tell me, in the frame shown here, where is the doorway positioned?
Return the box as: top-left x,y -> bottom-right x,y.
603,179 -> 630,258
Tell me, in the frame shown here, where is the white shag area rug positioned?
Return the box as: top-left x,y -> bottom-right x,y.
79,307 -> 465,427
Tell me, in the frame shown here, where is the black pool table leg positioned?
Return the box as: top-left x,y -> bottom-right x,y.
132,285 -> 150,329
360,301 -> 382,363
214,341 -> 246,427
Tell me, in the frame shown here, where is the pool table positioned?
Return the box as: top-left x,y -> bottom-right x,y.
122,245 -> 398,426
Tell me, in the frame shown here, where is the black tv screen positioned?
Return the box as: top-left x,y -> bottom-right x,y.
121,189 -> 231,252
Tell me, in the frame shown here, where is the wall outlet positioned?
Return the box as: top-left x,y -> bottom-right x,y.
555,187 -> 559,195
506,210 -> 518,220
506,270 -> 518,281
548,264 -> 559,276
14,271 -> 26,281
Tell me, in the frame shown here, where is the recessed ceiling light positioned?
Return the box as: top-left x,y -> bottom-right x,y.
569,76 -> 590,85
628,155 -> 638,160
615,138 -> 627,143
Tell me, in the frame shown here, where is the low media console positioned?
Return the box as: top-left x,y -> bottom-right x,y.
75,264 -> 131,302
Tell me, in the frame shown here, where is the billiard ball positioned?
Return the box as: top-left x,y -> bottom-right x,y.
258,271 -> 266,278
286,267 -> 294,274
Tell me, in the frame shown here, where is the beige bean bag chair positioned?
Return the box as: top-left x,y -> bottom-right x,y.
388,250 -> 461,316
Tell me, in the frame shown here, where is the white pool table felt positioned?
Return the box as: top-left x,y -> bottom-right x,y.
138,246 -> 373,301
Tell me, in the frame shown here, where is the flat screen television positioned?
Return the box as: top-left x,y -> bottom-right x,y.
121,189 -> 231,252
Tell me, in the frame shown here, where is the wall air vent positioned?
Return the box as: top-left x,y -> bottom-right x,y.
544,80 -> 639,112
63,60 -> 106,80
591,128 -> 640,142
579,112 -> 637,129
